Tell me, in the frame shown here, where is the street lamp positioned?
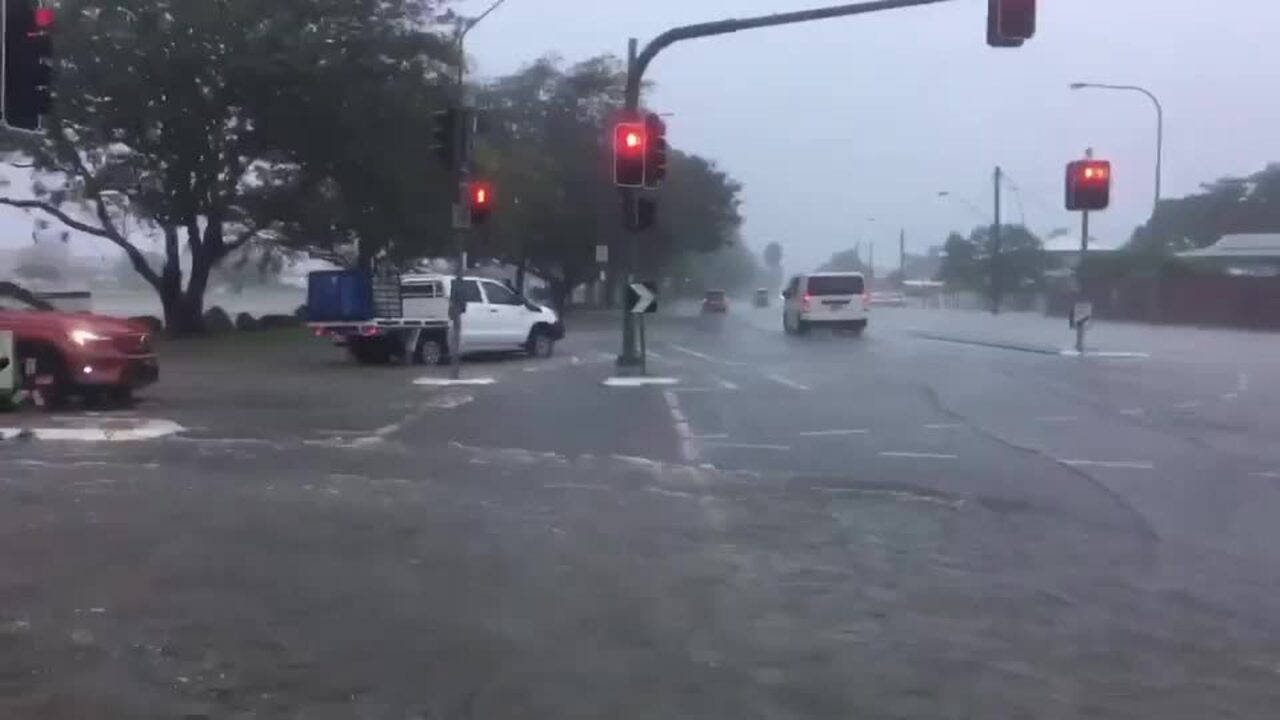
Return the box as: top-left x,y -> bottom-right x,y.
447,0 -> 514,379
1069,82 -> 1164,227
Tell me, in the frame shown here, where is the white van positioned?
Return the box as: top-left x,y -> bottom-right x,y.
781,272 -> 869,335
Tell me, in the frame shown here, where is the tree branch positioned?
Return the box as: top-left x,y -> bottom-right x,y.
0,197 -> 161,289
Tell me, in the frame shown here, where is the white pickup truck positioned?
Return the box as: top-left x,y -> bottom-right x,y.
307,271 -> 564,365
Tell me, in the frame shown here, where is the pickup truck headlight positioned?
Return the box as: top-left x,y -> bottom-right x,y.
69,329 -> 108,346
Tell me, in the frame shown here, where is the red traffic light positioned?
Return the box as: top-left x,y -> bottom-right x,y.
613,121 -> 646,187
468,180 -> 493,225
1066,160 -> 1111,211
34,7 -> 54,29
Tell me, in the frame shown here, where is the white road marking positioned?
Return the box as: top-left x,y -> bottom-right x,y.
1221,393 -> 1239,400
1173,400 -> 1202,409
689,433 -> 730,440
0,419 -> 187,443
601,376 -> 679,387
1035,415 -> 1079,423
662,389 -> 701,463
767,374 -> 810,391
717,379 -> 740,390
414,377 -> 495,386
923,423 -> 962,430
1249,471 -> 1280,479
703,442 -> 791,451
1119,408 -> 1145,416
1059,350 -> 1151,359
671,387 -> 715,393
798,429 -> 869,437
667,344 -> 747,367
645,350 -> 665,360
879,451 -> 958,460
1059,459 -> 1155,470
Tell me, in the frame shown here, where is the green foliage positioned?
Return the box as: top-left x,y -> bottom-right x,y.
763,242 -> 783,268
936,225 -> 1047,298
819,246 -> 869,273
472,55 -> 744,302
0,0 -> 455,332
1132,163 -> 1280,256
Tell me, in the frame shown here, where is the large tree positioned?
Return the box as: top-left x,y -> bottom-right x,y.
936,225 -> 1047,305
0,0 -> 454,333
474,55 -> 743,307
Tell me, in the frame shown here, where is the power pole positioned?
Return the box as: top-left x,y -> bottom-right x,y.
898,228 -> 906,287
868,241 -> 876,282
991,165 -> 1002,315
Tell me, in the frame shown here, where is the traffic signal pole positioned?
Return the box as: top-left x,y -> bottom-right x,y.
615,0 -> 958,368
991,165 -> 1002,314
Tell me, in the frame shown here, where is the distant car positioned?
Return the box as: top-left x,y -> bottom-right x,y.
753,288 -> 770,308
781,272 -> 869,335
0,309 -> 158,406
869,291 -> 908,308
701,290 -> 729,314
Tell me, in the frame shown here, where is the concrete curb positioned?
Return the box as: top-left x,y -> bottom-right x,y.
0,419 -> 186,442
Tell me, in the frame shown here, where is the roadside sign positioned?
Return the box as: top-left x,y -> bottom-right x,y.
1071,301 -> 1092,328
596,244 -> 609,264
627,281 -> 657,314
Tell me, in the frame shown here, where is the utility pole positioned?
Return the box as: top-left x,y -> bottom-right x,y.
868,241 -> 876,282
991,165 -> 1002,315
898,228 -> 906,287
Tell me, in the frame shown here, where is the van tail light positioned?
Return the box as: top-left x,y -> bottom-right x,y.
801,293 -> 812,312
360,325 -> 381,337
313,327 -> 328,338
862,292 -> 871,309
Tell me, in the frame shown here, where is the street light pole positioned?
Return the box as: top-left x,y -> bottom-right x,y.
1070,82 -> 1164,240
447,0 -> 513,380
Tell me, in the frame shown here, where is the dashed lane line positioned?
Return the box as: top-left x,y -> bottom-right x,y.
1035,415 -> 1079,423
702,442 -> 791,451
797,429 -> 869,437
1059,459 -> 1155,471
766,374 -> 810,391
923,423 -> 962,430
878,451 -> 958,460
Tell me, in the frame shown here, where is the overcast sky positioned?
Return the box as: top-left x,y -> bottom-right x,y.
463,0 -> 1280,272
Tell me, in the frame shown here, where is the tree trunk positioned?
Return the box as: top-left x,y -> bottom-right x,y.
182,249 -> 213,334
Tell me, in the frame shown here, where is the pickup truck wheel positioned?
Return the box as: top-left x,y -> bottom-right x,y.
417,337 -> 446,366
526,328 -> 555,358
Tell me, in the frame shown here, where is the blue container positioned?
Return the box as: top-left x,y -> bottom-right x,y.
307,270 -> 374,322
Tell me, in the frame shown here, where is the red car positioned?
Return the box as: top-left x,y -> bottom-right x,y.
0,309 -> 158,406
701,290 -> 729,314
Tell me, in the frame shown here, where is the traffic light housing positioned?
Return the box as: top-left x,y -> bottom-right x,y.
432,108 -> 457,167
468,180 -> 493,225
613,121 -> 645,188
1065,160 -> 1111,211
643,113 -> 667,188
987,0 -> 1035,47
3,0 -> 55,131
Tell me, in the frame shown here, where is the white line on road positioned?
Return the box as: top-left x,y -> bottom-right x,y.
1222,393 -> 1239,400
797,429 -> 870,437
602,376 -> 680,387
689,433 -> 730,440
670,387 -> 715,393
1172,400 -> 1203,409
1059,350 -> 1151,359
703,442 -> 791,451
1119,408 -> 1146,416
414,377 -> 495,386
1059,459 -> 1155,470
879,451 -> 958,460
662,389 -> 701,463
717,378 -> 740,390
1249,472 -> 1280,479
767,374 -> 810,391
923,423 -> 962,430
1035,415 -> 1079,423
667,344 -> 748,367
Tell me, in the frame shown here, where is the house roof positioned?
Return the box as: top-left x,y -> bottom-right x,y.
1178,233 -> 1280,259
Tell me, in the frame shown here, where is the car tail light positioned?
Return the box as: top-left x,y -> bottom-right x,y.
360,325 -> 380,337
802,293 -> 812,312
313,327 -> 328,338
